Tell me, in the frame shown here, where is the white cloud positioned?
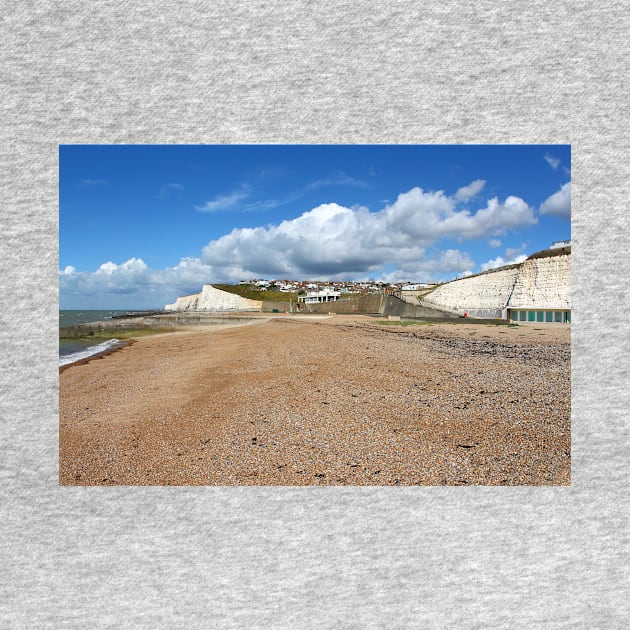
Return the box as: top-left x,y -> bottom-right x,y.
455,179 -> 486,201
506,243 -> 527,260
61,184 -> 540,307
544,153 -> 561,170
540,182 -> 571,220
59,257 -> 216,309
96,258 -> 148,277
195,188 -> 251,212
195,172 -> 368,214
421,249 -> 476,274
480,238 -> 529,272
489,239 -> 502,248
97,261 -> 117,275
306,172 -> 370,190
378,249 -> 475,284
480,253 -> 527,272
201,187 -> 536,279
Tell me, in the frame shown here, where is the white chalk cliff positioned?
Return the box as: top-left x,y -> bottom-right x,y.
508,255 -> 571,310
165,285 -> 263,312
421,267 -> 520,313
420,250 -> 571,316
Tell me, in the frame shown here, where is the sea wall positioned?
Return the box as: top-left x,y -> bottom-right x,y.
261,301 -> 293,313
296,294 -> 459,319
382,295 -> 460,319
165,284 -> 263,312
298,294 -> 386,314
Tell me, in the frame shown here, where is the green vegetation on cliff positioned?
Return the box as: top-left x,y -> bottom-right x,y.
214,284 -> 299,303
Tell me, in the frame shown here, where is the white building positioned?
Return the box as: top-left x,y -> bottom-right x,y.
297,288 -> 341,304
550,239 -> 571,249
402,283 -> 436,291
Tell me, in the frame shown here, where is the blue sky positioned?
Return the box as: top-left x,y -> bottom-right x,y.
59,144 -> 571,309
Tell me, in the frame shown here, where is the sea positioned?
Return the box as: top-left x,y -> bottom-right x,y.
59,310 -> 147,367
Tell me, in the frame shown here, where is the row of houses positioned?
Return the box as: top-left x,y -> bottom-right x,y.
240,278 -> 439,295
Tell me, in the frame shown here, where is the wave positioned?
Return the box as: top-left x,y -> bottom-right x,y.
59,339 -> 122,367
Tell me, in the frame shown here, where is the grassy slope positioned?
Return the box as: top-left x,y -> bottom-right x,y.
213,284 -> 298,303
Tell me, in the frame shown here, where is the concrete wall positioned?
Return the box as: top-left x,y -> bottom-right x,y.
165,284 -> 263,312
298,293 -> 459,318
298,294 -> 386,314
382,295 -> 460,319
261,301 -> 294,313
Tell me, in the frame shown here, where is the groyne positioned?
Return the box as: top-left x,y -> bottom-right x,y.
59,313 -> 266,338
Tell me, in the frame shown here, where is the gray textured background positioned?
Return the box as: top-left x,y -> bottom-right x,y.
2,2 -> 628,628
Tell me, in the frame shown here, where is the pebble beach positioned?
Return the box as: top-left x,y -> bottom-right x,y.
59,315 -> 571,486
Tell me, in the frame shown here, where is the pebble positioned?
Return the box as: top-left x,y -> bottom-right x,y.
59,317 -> 571,485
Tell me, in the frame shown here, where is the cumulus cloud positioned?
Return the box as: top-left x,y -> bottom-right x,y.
489,239 -> 502,248
378,249 -> 475,284
200,187 -> 536,279
540,182 -> 571,220
455,179 -> 486,201
506,243 -> 527,260
59,257 -> 217,308
480,253 -> 528,272
61,184 -> 541,307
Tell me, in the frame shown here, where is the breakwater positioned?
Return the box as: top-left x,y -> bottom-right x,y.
59,313 -> 266,338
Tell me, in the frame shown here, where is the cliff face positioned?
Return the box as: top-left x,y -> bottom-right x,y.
421,267 -> 520,313
165,285 -> 263,312
419,252 -> 571,316
508,254 -> 571,309
165,293 -> 199,311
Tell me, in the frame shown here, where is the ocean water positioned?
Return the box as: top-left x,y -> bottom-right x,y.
59,310 -> 144,367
